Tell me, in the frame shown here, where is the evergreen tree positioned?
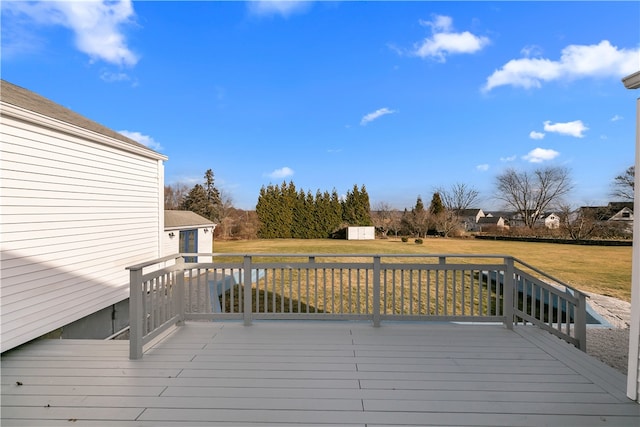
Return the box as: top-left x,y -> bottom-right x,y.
329,189 -> 343,234
402,196 -> 429,237
280,181 -> 296,238
342,184 -> 372,226
429,192 -> 445,215
357,185 -> 373,226
428,192 -> 445,234
203,169 -> 222,221
180,184 -> 209,218
256,184 -> 277,238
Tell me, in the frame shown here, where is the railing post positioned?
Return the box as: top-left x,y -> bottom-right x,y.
373,256 -> 381,327
175,257 -> 185,325
243,255 -> 253,326
575,292 -> 587,352
129,266 -> 144,360
503,257 -> 514,330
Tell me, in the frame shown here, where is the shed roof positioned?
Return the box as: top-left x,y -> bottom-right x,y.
165,210 -> 215,229
0,79 -> 159,155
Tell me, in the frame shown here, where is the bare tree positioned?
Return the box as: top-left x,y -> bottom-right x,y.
611,166 -> 635,201
372,201 -> 397,237
436,182 -> 480,211
435,182 -> 481,237
495,166 -> 573,228
214,189 -> 236,239
164,182 -> 190,209
558,204 -> 598,240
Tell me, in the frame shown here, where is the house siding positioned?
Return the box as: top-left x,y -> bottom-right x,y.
0,107 -> 165,352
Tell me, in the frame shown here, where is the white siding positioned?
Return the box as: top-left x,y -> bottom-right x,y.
197,228 -> 213,262
162,228 -> 213,262
0,111 -> 165,352
162,231 -> 179,257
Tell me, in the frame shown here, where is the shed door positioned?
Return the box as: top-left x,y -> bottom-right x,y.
179,229 -> 197,262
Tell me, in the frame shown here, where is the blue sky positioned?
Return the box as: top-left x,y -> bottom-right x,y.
2,1 -> 639,210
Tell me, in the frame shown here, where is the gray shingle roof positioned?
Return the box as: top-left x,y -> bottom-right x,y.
165,210 -> 215,229
1,79 -> 153,152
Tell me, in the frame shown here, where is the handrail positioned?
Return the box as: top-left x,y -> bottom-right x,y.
512,256 -> 587,297
128,253 -> 587,359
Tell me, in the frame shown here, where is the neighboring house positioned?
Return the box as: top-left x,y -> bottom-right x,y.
0,80 -> 167,352
164,210 -> 216,262
579,202 -> 634,233
456,208 -> 485,231
477,216 -> 507,231
540,213 -> 561,229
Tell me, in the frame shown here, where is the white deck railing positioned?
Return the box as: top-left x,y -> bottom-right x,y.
127,253 -> 587,359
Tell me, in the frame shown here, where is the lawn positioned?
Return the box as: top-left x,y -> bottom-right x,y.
213,237 -> 633,302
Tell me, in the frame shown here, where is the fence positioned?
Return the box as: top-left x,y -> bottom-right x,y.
128,253 -> 587,359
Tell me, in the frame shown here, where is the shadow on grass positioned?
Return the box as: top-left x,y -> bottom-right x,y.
221,288 -> 325,314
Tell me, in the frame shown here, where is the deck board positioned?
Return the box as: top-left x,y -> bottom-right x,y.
2,321 -> 639,426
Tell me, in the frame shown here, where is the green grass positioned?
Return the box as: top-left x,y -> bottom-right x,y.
213,237 -> 633,302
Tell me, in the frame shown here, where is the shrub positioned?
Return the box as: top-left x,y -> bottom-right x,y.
415,238 -> 423,244
401,237 -> 408,243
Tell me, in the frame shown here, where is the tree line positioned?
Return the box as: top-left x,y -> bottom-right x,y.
165,164 -> 634,241
256,182 -> 372,238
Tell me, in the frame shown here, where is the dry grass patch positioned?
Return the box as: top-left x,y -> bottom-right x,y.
214,238 -> 633,302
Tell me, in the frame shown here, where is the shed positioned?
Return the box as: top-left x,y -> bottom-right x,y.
347,226 -> 375,240
0,80 -> 167,352
164,210 -> 216,262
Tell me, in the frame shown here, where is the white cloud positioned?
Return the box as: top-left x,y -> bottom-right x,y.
3,0 -> 138,67
500,155 -> 517,162
100,71 -> 132,83
611,115 -> 623,122
119,130 -> 162,151
266,166 -> 295,179
483,40 -> 639,92
522,148 -> 560,163
529,131 -> 545,140
247,1 -> 311,18
543,120 -> 588,138
411,15 -> 490,62
476,164 -> 490,172
360,107 -> 396,126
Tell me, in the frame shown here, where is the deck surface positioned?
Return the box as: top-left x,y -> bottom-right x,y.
1,321 -> 639,426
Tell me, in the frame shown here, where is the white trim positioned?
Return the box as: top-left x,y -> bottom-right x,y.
157,160 -> 165,259
627,96 -> 640,402
1,102 -> 167,161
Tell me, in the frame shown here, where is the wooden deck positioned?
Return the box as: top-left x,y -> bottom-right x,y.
1,321 -> 638,426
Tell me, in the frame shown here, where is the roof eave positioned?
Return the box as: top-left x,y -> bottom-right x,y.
1,102 -> 168,161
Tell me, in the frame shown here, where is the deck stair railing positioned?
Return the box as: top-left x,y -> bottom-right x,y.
128,253 -> 587,359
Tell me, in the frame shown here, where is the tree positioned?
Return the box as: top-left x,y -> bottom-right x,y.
179,170 -> 225,223
342,184 -> 372,226
402,196 -> 429,237
611,166 -> 635,201
372,201 -> 396,237
180,184 -> 209,217
436,182 -> 480,212
558,204 -> 601,240
495,166 -> 573,228
203,169 -> 223,222
164,182 -> 190,209
434,183 -> 480,237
